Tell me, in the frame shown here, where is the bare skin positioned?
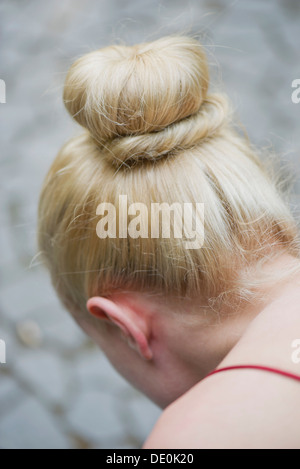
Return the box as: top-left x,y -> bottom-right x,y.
79,253 -> 300,449
144,278 -> 300,449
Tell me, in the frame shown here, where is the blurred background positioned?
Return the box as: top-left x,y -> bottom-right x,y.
0,0 -> 299,449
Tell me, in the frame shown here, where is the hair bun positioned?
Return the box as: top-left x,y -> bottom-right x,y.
63,36 -> 228,167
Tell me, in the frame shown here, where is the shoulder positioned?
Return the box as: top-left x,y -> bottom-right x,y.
144,282 -> 300,449
144,365 -> 300,449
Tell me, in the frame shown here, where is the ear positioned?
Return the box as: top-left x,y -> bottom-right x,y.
86,296 -> 153,361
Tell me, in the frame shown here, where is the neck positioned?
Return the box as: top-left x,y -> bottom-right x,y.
167,253 -> 300,387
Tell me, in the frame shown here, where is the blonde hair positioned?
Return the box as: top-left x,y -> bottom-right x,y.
38,35 -> 300,316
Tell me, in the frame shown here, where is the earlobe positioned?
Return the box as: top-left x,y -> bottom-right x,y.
131,329 -> 153,361
86,296 -> 153,361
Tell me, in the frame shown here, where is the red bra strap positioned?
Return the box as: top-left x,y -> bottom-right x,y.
206,365 -> 300,382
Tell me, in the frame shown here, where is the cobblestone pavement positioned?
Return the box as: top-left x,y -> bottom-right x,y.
0,0 -> 299,449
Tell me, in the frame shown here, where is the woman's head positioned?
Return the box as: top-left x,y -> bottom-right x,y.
38,35 -> 300,406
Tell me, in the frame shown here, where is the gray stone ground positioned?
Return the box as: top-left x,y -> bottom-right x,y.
0,0 -> 299,449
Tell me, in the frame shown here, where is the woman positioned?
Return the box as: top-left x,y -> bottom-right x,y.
38,35 -> 300,449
